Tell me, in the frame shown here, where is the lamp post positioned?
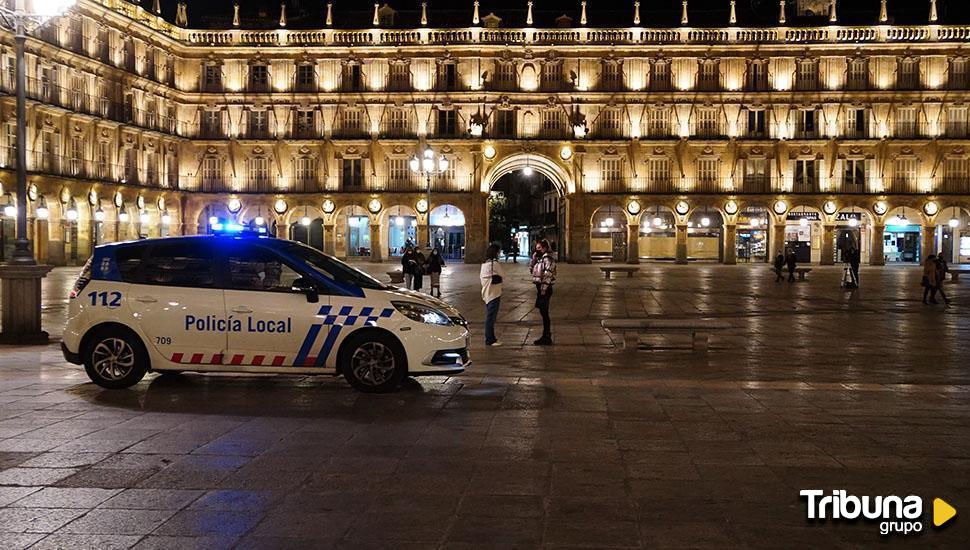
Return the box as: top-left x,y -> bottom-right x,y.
0,1 -> 77,344
409,146 -> 449,248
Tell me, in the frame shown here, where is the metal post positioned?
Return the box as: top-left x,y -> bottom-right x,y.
12,15 -> 32,264
426,172 -> 432,248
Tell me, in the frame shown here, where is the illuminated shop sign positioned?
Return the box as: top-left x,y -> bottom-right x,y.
786,212 -> 820,221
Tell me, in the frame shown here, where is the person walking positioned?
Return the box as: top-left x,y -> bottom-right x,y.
773,252 -> 785,283
480,243 -> 504,346
412,248 -> 427,292
922,254 -> 939,305
511,241 -> 520,263
427,247 -> 446,297
530,239 -> 556,346
401,245 -> 416,289
849,246 -> 861,287
785,247 -> 797,283
935,253 -> 952,306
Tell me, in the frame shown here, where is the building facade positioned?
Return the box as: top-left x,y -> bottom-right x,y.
1,0 -> 970,266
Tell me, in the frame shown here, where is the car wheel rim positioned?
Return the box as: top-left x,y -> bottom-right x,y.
91,338 -> 135,381
350,342 -> 396,386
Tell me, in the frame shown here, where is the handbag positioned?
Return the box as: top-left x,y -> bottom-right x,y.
490,260 -> 503,284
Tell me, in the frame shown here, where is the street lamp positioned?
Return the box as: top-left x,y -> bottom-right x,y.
409,146 -> 449,247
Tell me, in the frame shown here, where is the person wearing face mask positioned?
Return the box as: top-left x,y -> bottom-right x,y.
529,239 -> 556,346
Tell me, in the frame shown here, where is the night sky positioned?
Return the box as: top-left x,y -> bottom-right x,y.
141,0 -> 969,29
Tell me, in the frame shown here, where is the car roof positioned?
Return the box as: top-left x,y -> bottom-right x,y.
96,235 -> 288,251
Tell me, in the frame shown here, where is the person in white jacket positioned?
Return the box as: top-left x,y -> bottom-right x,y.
480,243 -> 504,346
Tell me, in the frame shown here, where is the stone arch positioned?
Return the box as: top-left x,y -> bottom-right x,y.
589,203 -> 628,262
482,152 -> 574,195
381,204 -> 419,257
636,204 -> 679,262
883,206 -> 925,263
334,204 -> 372,259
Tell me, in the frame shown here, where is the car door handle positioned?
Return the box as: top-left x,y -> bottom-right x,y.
231,306 -> 253,313
135,296 -> 157,303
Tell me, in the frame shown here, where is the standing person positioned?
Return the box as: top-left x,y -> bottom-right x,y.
412,248 -> 427,292
401,245 -> 416,289
480,243 -> 504,346
427,247 -> 446,297
848,246 -> 861,287
530,239 -> 556,346
922,254 -> 939,305
773,252 -> 785,283
785,247 -> 797,282
935,253 -> 952,306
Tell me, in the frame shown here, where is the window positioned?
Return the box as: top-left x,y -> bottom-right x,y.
248,110 -> 269,138
747,60 -> 768,91
145,99 -> 157,129
492,110 -> 516,137
146,152 -> 158,185
341,158 -> 363,189
540,109 -> 565,138
845,108 -> 868,138
41,131 -> 59,173
946,106 -> 968,138
167,155 -> 178,188
948,57 -> 968,90
248,64 -> 270,92
648,158 -> 670,186
98,82 -> 110,118
794,109 -> 818,139
540,61 -> 565,91
294,157 -> 316,187
493,61 -> 516,90
248,157 -> 270,188
386,108 -> 410,137
944,157 -> 968,191
650,61 -> 671,91
4,122 -> 16,165
794,159 -> 817,190
342,64 -> 363,91
436,109 -> 458,137
597,109 -> 623,138
795,59 -> 819,91
894,158 -> 917,186
847,58 -> 868,90
202,64 -> 222,92
646,108 -> 669,137
338,109 -> 363,136
897,58 -> 920,90
388,62 -> 410,91
201,156 -> 222,188
228,246 -> 303,293
70,136 -> 82,175
294,110 -> 315,138
387,157 -> 411,184
40,66 -> 55,101
114,245 -> 147,284
843,159 -> 866,186
695,108 -> 719,138
295,64 -> 316,92
124,148 -> 137,183
438,63 -> 458,91
746,109 -> 766,137
600,158 -> 623,184
96,26 -> 110,62
143,241 -> 216,288
697,158 -> 718,184
70,74 -> 83,111
600,61 -> 622,91
97,142 -> 109,179
894,108 -> 917,138
697,60 -> 719,91
201,110 -> 224,138
743,158 -> 769,191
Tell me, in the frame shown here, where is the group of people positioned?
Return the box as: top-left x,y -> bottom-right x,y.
922,253 -> 952,306
480,239 -> 557,347
772,249 -> 800,283
400,244 -> 446,297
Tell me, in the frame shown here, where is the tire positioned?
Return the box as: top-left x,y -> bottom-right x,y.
82,327 -> 149,389
339,331 -> 407,393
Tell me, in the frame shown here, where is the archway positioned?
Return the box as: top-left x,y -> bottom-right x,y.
934,206 -> 970,265
430,204 -> 465,260
489,169 -> 563,261
883,206 -> 923,263
638,206 -> 677,261
736,206 -> 771,263
382,205 -> 418,257
687,208 -> 723,262
785,205 -> 824,264
335,205 -> 370,259
833,207 -> 872,264
590,204 -> 627,262
289,206 -> 326,250
197,203 -> 233,235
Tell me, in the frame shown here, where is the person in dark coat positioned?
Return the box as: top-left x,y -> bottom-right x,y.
401,246 -> 416,289
426,248 -> 446,297
785,248 -> 797,282
935,253 -> 951,306
773,253 -> 785,283
412,249 -> 426,291
848,247 -> 861,286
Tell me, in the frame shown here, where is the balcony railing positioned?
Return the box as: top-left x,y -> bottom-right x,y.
581,176 -> 952,194
0,146 -> 177,189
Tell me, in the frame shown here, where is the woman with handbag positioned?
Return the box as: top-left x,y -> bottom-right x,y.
480,243 -> 504,347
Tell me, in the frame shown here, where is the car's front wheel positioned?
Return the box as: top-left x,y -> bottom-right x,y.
83,328 -> 149,389
340,331 -> 406,393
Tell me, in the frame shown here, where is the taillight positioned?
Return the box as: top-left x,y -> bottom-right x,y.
70,258 -> 93,299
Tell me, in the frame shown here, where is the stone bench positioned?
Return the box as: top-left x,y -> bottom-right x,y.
386,271 -> 405,284
944,269 -> 970,283
601,318 -> 732,353
599,266 -> 640,279
769,267 -> 812,280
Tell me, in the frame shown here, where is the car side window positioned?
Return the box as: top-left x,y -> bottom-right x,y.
142,241 -> 217,288
228,246 -> 304,293
114,245 -> 146,283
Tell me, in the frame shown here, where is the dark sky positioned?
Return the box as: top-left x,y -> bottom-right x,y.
144,1 -> 967,29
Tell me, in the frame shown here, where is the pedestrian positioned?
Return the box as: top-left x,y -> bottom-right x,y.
935,253 -> 951,306
785,247 -> 797,282
529,239 -> 556,345
511,240 -> 520,263
401,245 -> 416,289
849,246 -> 861,286
412,248 -> 426,292
922,254 -> 939,305
427,247 -> 446,297
480,243 -> 504,346
773,252 -> 785,283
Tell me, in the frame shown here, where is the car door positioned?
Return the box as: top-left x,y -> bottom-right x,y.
126,239 -> 228,365
223,243 -> 331,368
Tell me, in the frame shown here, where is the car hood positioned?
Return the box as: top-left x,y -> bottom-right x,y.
381,288 -> 464,319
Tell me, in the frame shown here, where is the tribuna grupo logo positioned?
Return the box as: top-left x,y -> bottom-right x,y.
800,490 -> 957,536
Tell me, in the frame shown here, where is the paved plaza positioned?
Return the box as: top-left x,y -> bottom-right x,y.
0,262 -> 967,548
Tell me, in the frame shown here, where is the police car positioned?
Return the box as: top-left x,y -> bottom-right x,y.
61,232 -> 469,392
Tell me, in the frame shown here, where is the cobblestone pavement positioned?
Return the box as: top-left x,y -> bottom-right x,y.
0,262 -> 967,548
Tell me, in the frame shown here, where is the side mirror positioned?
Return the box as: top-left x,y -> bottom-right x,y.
292,277 -> 319,304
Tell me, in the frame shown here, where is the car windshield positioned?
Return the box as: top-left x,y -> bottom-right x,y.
284,243 -> 388,290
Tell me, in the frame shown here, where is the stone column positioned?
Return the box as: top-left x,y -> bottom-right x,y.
369,223 -> 383,263
46,219 -> 65,266
921,224 -> 937,261
323,223 -> 336,256
626,224 -> 639,264
417,221 -> 429,252
566,194 -> 590,263
869,224 -> 885,265
275,221 -> 286,239
820,224 -> 835,265
675,224 -> 688,264
722,224 -> 737,265
0,264 -> 54,344
463,193 -> 488,264
771,223 -> 786,259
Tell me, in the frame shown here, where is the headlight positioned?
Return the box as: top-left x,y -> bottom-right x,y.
392,301 -> 453,326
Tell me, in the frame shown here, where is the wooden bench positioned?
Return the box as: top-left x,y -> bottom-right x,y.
601,318 -> 732,353
386,271 -> 405,284
600,266 -> 640,279
769,267 -> 813,280
945,268 -> 970,283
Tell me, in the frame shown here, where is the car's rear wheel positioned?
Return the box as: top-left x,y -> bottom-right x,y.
83,328 -> 149,389
341,331 -> 406,393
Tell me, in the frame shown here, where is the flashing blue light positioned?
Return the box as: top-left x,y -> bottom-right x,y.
211,222 -> 245,233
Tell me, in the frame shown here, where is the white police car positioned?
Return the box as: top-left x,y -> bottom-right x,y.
62,233 -> 469,392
